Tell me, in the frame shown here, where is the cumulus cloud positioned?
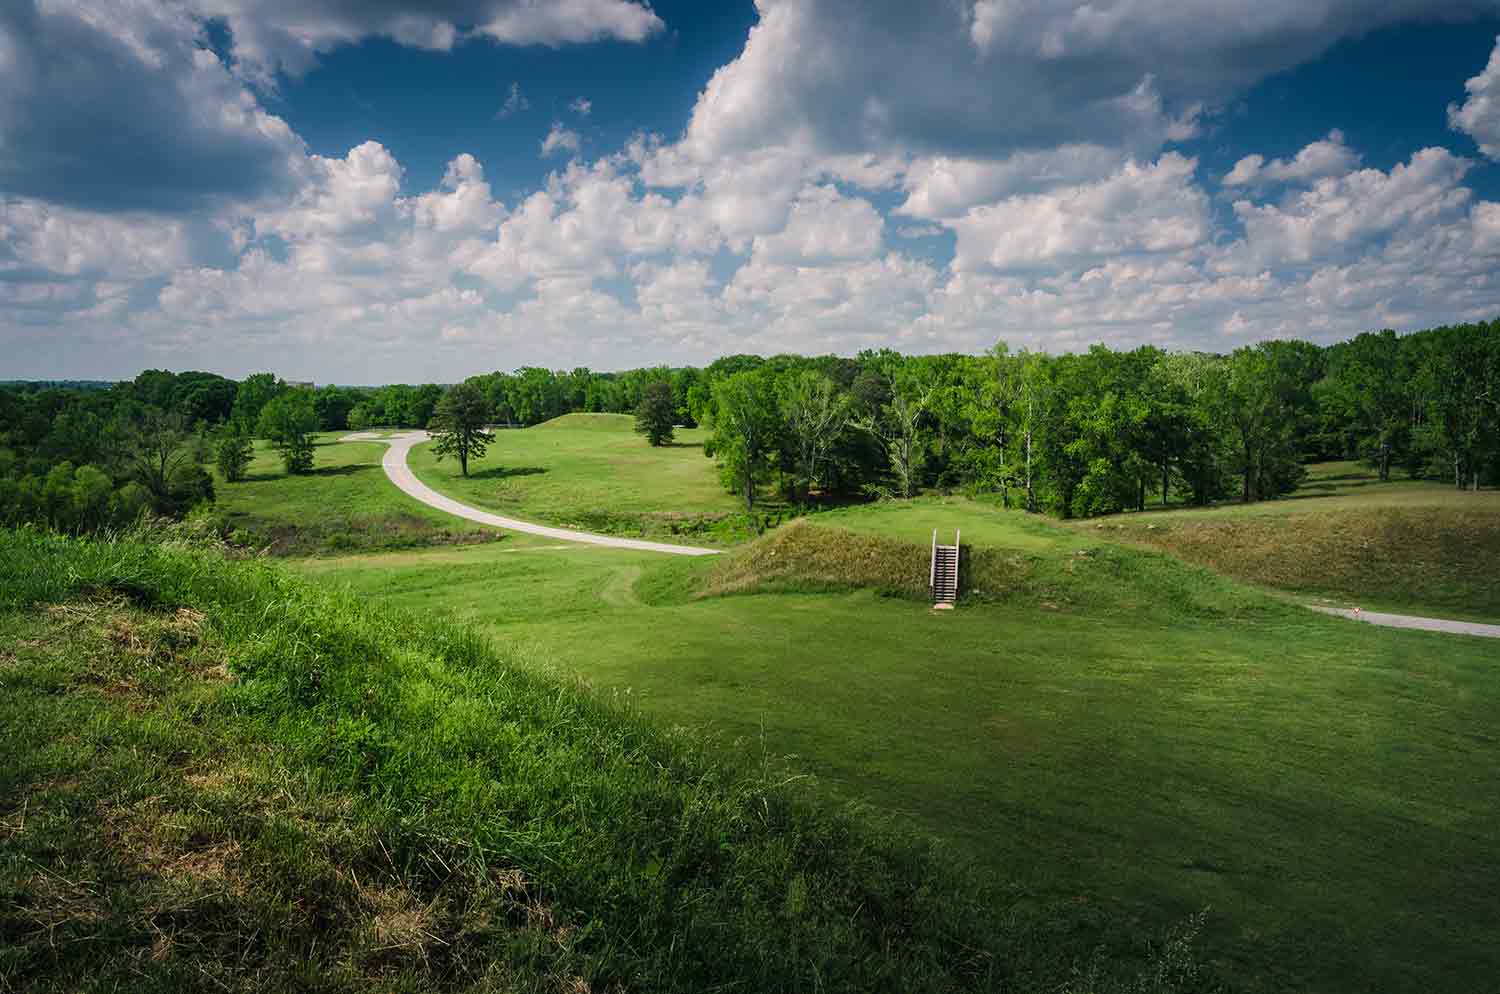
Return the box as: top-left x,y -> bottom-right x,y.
1222,130 -> 1361,187
570,96 -> 593,116
1226,148 -> 1474,267
948,154 -> 1211,272
0,0 -> 304,211
196,0 -> 665,84
1449,36 -> 1500,159
540,123 -> 583,158
676,0 -> 1488,165
900,145 -> 1129,219
751,186 -> 884,265
8,1 -> 1500,379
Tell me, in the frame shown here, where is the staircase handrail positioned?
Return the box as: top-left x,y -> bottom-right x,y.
930,529 -> 937,588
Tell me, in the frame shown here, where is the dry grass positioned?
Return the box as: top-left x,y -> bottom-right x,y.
1107,506 -> 1500,619
703,519 -> 932,599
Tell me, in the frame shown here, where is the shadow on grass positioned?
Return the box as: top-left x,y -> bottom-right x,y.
240,464 -> 375,483
468,465 -> 548,480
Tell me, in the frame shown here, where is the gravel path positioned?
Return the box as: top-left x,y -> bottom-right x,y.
344,431 -> 720,557
1307,605 -> 1500,639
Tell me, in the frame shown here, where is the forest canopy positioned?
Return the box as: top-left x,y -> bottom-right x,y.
2,320 -> 1496,533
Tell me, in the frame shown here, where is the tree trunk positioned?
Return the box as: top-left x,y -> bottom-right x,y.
1378,438 -> 1390,482
1161,460 -> 1170,506
1024,430 -> 1034,512
1137,476 -> 1146,512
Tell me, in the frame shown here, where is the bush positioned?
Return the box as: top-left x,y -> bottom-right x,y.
216,432 -> 254,482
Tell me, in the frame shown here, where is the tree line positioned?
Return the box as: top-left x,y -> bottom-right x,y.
2,320 -> 1495,535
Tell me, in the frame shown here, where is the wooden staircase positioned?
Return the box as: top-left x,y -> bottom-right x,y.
930,530 -> 960,609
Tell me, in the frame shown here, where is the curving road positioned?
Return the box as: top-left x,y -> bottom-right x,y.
1307,605 -> 1500,639
341,431 -> 719,556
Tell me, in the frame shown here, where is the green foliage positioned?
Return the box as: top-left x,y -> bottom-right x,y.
634,380 -> 676,446
705,369 -> 781,511
429,383 -> 494,477
215,430 -> 254,482
232,372 -> 285,433
258,391 -> 319,475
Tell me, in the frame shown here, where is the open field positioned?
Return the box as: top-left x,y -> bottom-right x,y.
198,434 -> 1500,991
210,433 -> 497,555
297,510 -> 1500,994
10,528 -> 1170,993
406,414 -> 774,545
1088,462 -> 1500,621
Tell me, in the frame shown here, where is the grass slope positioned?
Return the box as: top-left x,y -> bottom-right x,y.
211,433 -> 496,556
299,511 -> 1500,994
0,526 -> 1210,993
407,415 -> 775,545
1089,462 -> 1500,620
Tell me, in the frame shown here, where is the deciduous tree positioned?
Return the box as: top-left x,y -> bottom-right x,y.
430,383 -> 494,477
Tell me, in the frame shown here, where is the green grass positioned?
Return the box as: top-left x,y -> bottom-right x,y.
210,433 -> 498,555
0,526 -> 1210,993
295,517 -> 1500,994
407,414 -> 783,545
1087,462 -> 1500,620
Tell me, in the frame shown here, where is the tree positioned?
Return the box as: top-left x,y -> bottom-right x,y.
258,391 -> 318,474
635,381 -> 676,447
216,429 -> 254,482
429,383 -> 494,477
119,410 -> 212,515
705,370 -> 780,511
861,387 -> 930,499
232,373 -> 285,435
778,371 -> 850,501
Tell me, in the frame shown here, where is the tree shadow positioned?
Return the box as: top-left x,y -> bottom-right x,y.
663,441 -> 704,450
311,464 -> 374,478
468,465 -> 548,480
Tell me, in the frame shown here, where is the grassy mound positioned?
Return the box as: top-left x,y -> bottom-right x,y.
0,527 -> 1211,993
532,413 -> 636,431
1105,506 -> 1500,620
701,518 -> 1281,623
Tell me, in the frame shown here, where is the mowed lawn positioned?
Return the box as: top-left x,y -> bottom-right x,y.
297,519 -> 1500,994
406,414 -> 753,543
212,433 -> 494,554
1085,462 -> 1500,621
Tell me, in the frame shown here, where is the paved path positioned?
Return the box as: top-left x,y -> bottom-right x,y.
343,431 -> 720,557
1307,605 -> 1500,639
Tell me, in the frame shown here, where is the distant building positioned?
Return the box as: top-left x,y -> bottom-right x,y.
287,380 -> 315,389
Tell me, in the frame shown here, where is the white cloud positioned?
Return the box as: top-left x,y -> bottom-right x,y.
676,0 -> 1480,166
1226,148 -> 1474,267
196,0 -> 665,84
8,2 -> 1500,379
1222,130 -> 1361,187
540,123 -> 583,158
948,154 -> 1210,272
900,144 -> 1129,219
1449,36 -> 1500,159
751,186 -> 884,264
570,96 -> 593,116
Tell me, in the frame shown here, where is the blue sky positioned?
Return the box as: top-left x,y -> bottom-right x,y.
4,1 -> 1500,382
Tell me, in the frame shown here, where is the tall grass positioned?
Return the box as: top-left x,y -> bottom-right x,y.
0,525 -> 1214,992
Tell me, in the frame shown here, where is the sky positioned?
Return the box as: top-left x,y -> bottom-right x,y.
4,1 -> 1500,383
